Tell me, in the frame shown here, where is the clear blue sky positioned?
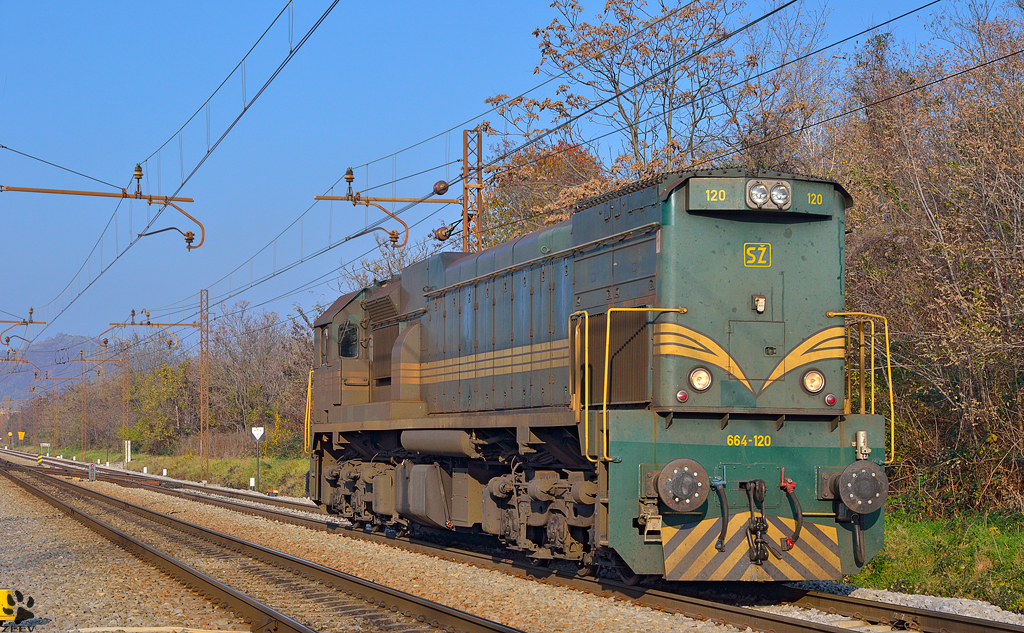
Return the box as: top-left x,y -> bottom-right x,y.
0,0 -> 940,351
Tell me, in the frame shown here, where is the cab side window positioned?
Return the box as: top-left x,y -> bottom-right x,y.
338,320 -> 358,359
320,326 -> 330,365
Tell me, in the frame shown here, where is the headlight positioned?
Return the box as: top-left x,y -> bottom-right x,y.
689,367 -> 712,391
802,369 -> 825,394
749,183 -> 769,206
770,184 -> 790,206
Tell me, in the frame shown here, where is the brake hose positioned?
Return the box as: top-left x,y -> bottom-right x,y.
712,478 -> 728,552
853,514 -> 866,564
780,477 -> 803,551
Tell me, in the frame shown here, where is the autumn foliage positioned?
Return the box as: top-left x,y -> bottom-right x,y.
484,1 -> 1024,513
8,2 -> 1024,512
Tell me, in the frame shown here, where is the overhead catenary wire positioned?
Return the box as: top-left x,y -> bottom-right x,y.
143,0 -> 846,327
0,144 -> 122,190
153,0 -> 794,321
475,0 -> 798,176
321,0 -> 709,192
78,23 -> 1009,394
480,3 -> 1008,233
15,0 -> 341,352
142,0 -> 717,321
8,0 -> 954,393
28,0 -> 733,340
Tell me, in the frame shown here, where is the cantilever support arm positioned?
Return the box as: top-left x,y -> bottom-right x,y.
1,185 -> 202,251
97,326 -> 119,348
0,320 -> 47,342
146,199 -> 205,250
0,356 -> 42,374
314,194 -> 410,248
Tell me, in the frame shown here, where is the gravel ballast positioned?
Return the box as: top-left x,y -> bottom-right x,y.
82,479 -> 741,633
9,454 -> 1024,632
790,580 -> 1024,625
0,475 -> 250,632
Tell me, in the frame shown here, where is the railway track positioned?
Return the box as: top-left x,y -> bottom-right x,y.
5,449 -> 1022,633
5,448 -> 315,512
0,460 -> 522,633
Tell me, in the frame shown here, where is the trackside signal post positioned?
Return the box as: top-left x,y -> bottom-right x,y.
251,426 -> 265,492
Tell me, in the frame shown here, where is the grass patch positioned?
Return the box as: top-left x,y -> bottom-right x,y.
849,508 -> 1024,613
11,443 -> 311,497
124,454 -> 311,497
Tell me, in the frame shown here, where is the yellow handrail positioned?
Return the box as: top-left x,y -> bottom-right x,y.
568,311 -> 595,463
303,368 -> 314,455
602,307 -> 686,461
827,311 -> 896,464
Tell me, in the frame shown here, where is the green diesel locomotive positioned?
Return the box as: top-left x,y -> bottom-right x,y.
308,169 -> 892,582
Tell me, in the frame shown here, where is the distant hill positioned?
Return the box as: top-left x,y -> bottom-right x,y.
0,334 -> 103,405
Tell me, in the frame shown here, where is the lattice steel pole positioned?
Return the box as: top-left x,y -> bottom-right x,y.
81,361 -> 87,453
122,344 -> 129,464
200,289 -> 210,481
53,389 -> 60,450
462,128 -> 484,252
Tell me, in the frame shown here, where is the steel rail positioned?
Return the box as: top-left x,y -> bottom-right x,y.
110,478 -> 1024,633
1,460 -> 523,633
765,585 -> 1024,633
5,458 -> 860,633
10,450 -> 1024,633
0,463 -> 317,633
7,450 -> 316,512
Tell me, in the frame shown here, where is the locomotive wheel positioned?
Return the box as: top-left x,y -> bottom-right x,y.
618,566 -> 643,586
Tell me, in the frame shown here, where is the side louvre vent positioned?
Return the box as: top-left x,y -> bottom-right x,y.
587,311 -> 649,405
363,281 -> 400,324
364,295 -> 398,323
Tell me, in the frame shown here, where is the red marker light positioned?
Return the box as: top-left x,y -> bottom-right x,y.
824,393 -> 837,406
676,390 -> 689,403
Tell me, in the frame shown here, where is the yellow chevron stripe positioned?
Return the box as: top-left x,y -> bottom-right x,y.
653,324 -> 753,393
761,327 -> 845,393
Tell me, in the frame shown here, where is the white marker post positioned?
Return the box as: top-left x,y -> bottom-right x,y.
251,426 -> 266,493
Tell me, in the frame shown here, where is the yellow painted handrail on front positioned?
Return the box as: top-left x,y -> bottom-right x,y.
303,368 -> 314,455
568,311 -> 594,463
602,307 -> 686,462
827,311 -> 896,464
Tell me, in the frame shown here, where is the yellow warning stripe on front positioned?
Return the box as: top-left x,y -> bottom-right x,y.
661,512 -> 840,581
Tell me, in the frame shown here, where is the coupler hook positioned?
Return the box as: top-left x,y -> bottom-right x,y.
742,479 -> 781,565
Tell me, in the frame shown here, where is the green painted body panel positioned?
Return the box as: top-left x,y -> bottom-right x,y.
655,177 -> 847,412
606,410 -> 885,575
